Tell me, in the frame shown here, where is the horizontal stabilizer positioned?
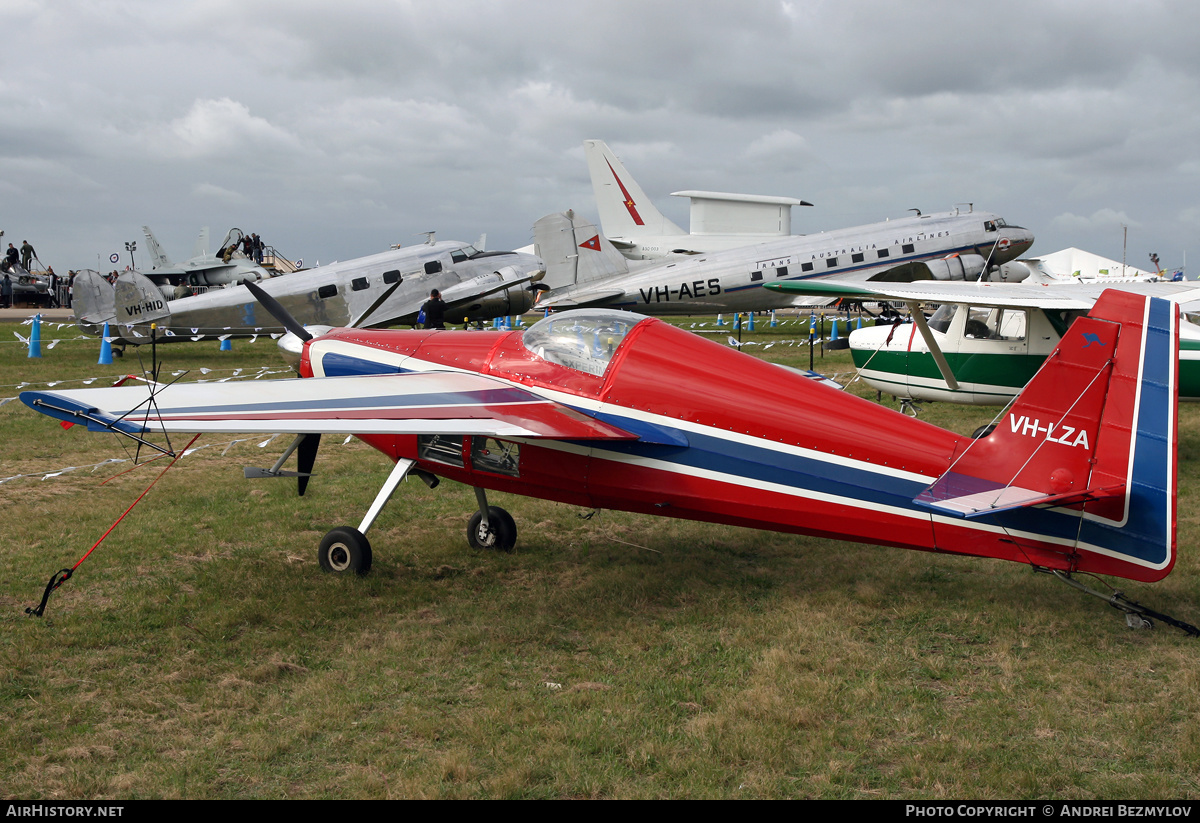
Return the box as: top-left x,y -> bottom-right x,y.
915,471 -> 1124,518
538,287 -> 627,309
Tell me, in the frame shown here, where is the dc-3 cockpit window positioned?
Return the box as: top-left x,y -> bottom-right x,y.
523,310 -> 642,377
450,245 -> 480,264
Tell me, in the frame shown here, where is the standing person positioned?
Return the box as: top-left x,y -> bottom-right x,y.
1,272 -> 12,309
20,240 -> 35,271
421,288 -> 447,330
252,233 -> 264,263
5,243 -> 18,270
47,267 -> 59,307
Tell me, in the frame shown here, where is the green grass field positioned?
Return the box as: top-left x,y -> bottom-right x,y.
2,314 -> 1199,799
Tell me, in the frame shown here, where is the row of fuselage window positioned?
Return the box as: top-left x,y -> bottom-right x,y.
314,259 -> 445,300
749,243 -> 917,282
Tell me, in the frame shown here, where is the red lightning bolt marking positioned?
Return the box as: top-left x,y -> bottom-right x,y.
606,159 -> 645,226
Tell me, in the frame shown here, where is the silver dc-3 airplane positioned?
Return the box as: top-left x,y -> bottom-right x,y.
584,138 -> 813,260
72,236 -> 544,347
532,205 -> 1035,315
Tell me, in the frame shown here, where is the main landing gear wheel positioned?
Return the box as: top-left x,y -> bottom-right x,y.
468,506 -> 517,552
318,527 -> 373,575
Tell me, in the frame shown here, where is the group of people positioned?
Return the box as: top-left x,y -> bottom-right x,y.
5,240 -> 36,270
3,240 -> 36,273
2,240 -> 45,308
221,232 -> 266,264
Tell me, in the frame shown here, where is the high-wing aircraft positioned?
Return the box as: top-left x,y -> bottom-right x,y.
139,226 -> 274,294
533,205 -> 1035,315
764,276 -> 1200,406
20,291 -> 1189,629
71,238 -> 544,347
584,138 -> 812,260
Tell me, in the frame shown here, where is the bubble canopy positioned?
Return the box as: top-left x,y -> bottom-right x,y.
522,310 -> 646,377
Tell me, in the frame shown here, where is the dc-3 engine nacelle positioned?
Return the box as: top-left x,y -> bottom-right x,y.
989,260 -> 1035,283
457,266 -> 538,322
926,253 -> 989,281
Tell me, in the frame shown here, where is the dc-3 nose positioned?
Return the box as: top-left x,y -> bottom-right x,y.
995,224 -> 1034,263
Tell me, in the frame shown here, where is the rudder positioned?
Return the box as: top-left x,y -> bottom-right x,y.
918,290 -> 1177,581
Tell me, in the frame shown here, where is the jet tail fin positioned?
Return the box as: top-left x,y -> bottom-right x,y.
584,139 -> 684,240
141,226 -> 173,269
533,210 -> 629,292
917,290 -> 1177,581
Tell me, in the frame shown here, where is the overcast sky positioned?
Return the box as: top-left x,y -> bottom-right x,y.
2,0 -> 1196,275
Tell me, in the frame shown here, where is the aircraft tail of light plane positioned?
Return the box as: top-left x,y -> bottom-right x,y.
20,290 -> 1191,630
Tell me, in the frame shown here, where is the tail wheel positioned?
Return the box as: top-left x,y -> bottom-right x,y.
468,506 -> 517,552
318,527 -> 373,575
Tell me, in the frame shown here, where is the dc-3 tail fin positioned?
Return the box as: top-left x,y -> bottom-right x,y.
584,139 -> 684,240
113,271 -> 173,328
533,210 -> 630,292
918,290 -> 1177,581
70,270 -> 117,332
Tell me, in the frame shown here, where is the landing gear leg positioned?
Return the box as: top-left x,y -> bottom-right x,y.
467,487 -> 516,552
316,458 -> 415,575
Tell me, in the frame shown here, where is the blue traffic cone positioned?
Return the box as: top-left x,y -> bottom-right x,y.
770,311 -> 777,328
830,318 -> 840,342
98,322 -> 113,365
733,313 -> 741,331
220,337 -> 232,351
747,312 -> 755,331
856,316 -> 863,330
27,314 -> 41,358
514,314 -> 523,328
716,313 -> 725,326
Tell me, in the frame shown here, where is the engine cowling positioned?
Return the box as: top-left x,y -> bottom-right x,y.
458,266 -> 538,323
925,253 -> 987,281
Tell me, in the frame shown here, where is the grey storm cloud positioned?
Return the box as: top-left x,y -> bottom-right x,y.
1,0 -> 1197,275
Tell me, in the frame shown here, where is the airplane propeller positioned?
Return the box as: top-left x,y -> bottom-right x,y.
242,279 -> 326,495
296,431 -> 321,497
243,279 -> 313,342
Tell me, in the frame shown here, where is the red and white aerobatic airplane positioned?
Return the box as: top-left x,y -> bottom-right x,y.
20,291 -> 1185,626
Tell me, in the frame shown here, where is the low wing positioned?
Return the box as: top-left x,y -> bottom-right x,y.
21,371 -> 637,441
354,265 -> 541,328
